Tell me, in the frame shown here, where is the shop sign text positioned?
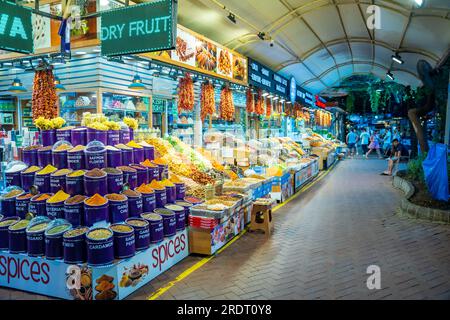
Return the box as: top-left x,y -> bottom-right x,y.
101,0 -> 177,56
0,1 -> 33,53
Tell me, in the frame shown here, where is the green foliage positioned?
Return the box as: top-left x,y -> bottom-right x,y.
369,89 -> 381,113
345,94 -> 354,113
406,153 -> 427,183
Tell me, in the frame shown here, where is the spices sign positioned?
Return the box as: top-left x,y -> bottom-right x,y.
0,0 -> 33,54
100,0 -> 177,56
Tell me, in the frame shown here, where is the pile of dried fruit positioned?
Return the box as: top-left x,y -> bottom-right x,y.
255,89 -> 264,115
266,97 -> 272,117
219,86 -> 234,121
200,82 -> 215,121
246,88 -> 254,113
32,67 -> 58,120
178,73 -> 195,113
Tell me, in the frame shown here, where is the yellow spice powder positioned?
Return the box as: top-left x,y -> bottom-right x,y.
37,164 -> 57,175
22,166 -> 41,174
126,141 -> 143,149
68,145 -> 85,152
68,170 -> 85,177
54,144 -> 72,152
47,190 -> 70,203
53,169 -> 72,176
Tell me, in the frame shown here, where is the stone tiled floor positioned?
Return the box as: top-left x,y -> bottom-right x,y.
2,158 -> 449,300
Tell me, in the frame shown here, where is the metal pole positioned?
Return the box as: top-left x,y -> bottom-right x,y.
445,73 -> 450,146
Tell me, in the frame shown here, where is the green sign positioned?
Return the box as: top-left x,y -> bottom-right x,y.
0,1 -> 33,53
152,98 -> 167,113
101,0 -> 177,56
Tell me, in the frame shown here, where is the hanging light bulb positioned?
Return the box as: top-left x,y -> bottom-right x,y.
8,78 -> 27,93
128,74 -> 146,90
54,76 -> 66,91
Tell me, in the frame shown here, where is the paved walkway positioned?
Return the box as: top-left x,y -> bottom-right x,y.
1,159 -> 449,300
130,158 -> 450,300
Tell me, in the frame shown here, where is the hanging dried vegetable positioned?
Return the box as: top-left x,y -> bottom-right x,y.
246,88 -> 254,113
200,82 -> 215,121
32,67 -> 58,121
265,97 -> 272,117
219,86 -> 234,121
178,73 -> 195,113
255,89 -> 264,115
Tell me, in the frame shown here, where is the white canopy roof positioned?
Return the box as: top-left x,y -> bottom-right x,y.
178,0 -> 450,93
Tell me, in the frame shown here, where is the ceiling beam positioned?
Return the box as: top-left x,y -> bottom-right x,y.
276,0 -> 342,81
271,37 -> 440,71
300,60 -> 420,86
265,0 -> 449,37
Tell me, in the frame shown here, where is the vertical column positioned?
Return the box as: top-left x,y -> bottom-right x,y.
445,74 -> 450,146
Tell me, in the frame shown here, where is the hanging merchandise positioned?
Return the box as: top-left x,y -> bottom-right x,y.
219,86 -> 235,121
200,82 -> 215,121
255,89 -> 264,115
266,97 -> 272,117
177,73 -> 195,113
32,64 -> 58,121
246,87 -> 254,113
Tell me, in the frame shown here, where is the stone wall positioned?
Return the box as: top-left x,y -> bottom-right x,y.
393,171 -> 450,224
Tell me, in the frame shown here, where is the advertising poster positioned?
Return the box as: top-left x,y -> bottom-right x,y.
217,47 -> 233,78
32,5 -> 51,50
195,39 -> 217,72
173,27 -> 196,66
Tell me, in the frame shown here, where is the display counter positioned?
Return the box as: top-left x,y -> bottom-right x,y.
0,229 -> 188,300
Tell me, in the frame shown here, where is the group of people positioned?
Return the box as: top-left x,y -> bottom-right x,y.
346,127 -> 406,176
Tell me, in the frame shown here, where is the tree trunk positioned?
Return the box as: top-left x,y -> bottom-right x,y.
407,92 -> 435,154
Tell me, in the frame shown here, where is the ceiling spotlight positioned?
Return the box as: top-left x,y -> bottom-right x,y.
257,32 -> 266,40
386,71 -> 394,81
391,53 -> 403,64
227,12 -> 236,24
415,0 -> 423,7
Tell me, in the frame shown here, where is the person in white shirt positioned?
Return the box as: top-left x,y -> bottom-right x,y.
359,128 -> 370,155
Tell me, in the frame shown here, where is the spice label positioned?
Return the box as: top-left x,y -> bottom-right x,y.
15,200 -> 29,213
86,154 -> 106,167
47,206 -> 64,219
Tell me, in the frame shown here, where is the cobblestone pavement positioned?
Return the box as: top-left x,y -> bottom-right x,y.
1,159 -> 449,300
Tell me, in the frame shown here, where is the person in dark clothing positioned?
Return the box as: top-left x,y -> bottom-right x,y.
381,139 -> 405,176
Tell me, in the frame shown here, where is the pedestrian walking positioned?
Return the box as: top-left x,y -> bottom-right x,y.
365,130 -> 382,159
346,128 -> 358,158
359,128 -> 370,155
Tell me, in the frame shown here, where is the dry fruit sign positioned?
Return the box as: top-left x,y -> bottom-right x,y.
0,0 -> 33,53
100,0 -> 177,56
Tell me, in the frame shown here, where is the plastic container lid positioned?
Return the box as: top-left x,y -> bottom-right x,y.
141,212 -> 162,221
52,140 -> 73,152
45,218 -> 72,236
5,160 -> 27,173
85,140 -> 106,153
26,216 -> 51,233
